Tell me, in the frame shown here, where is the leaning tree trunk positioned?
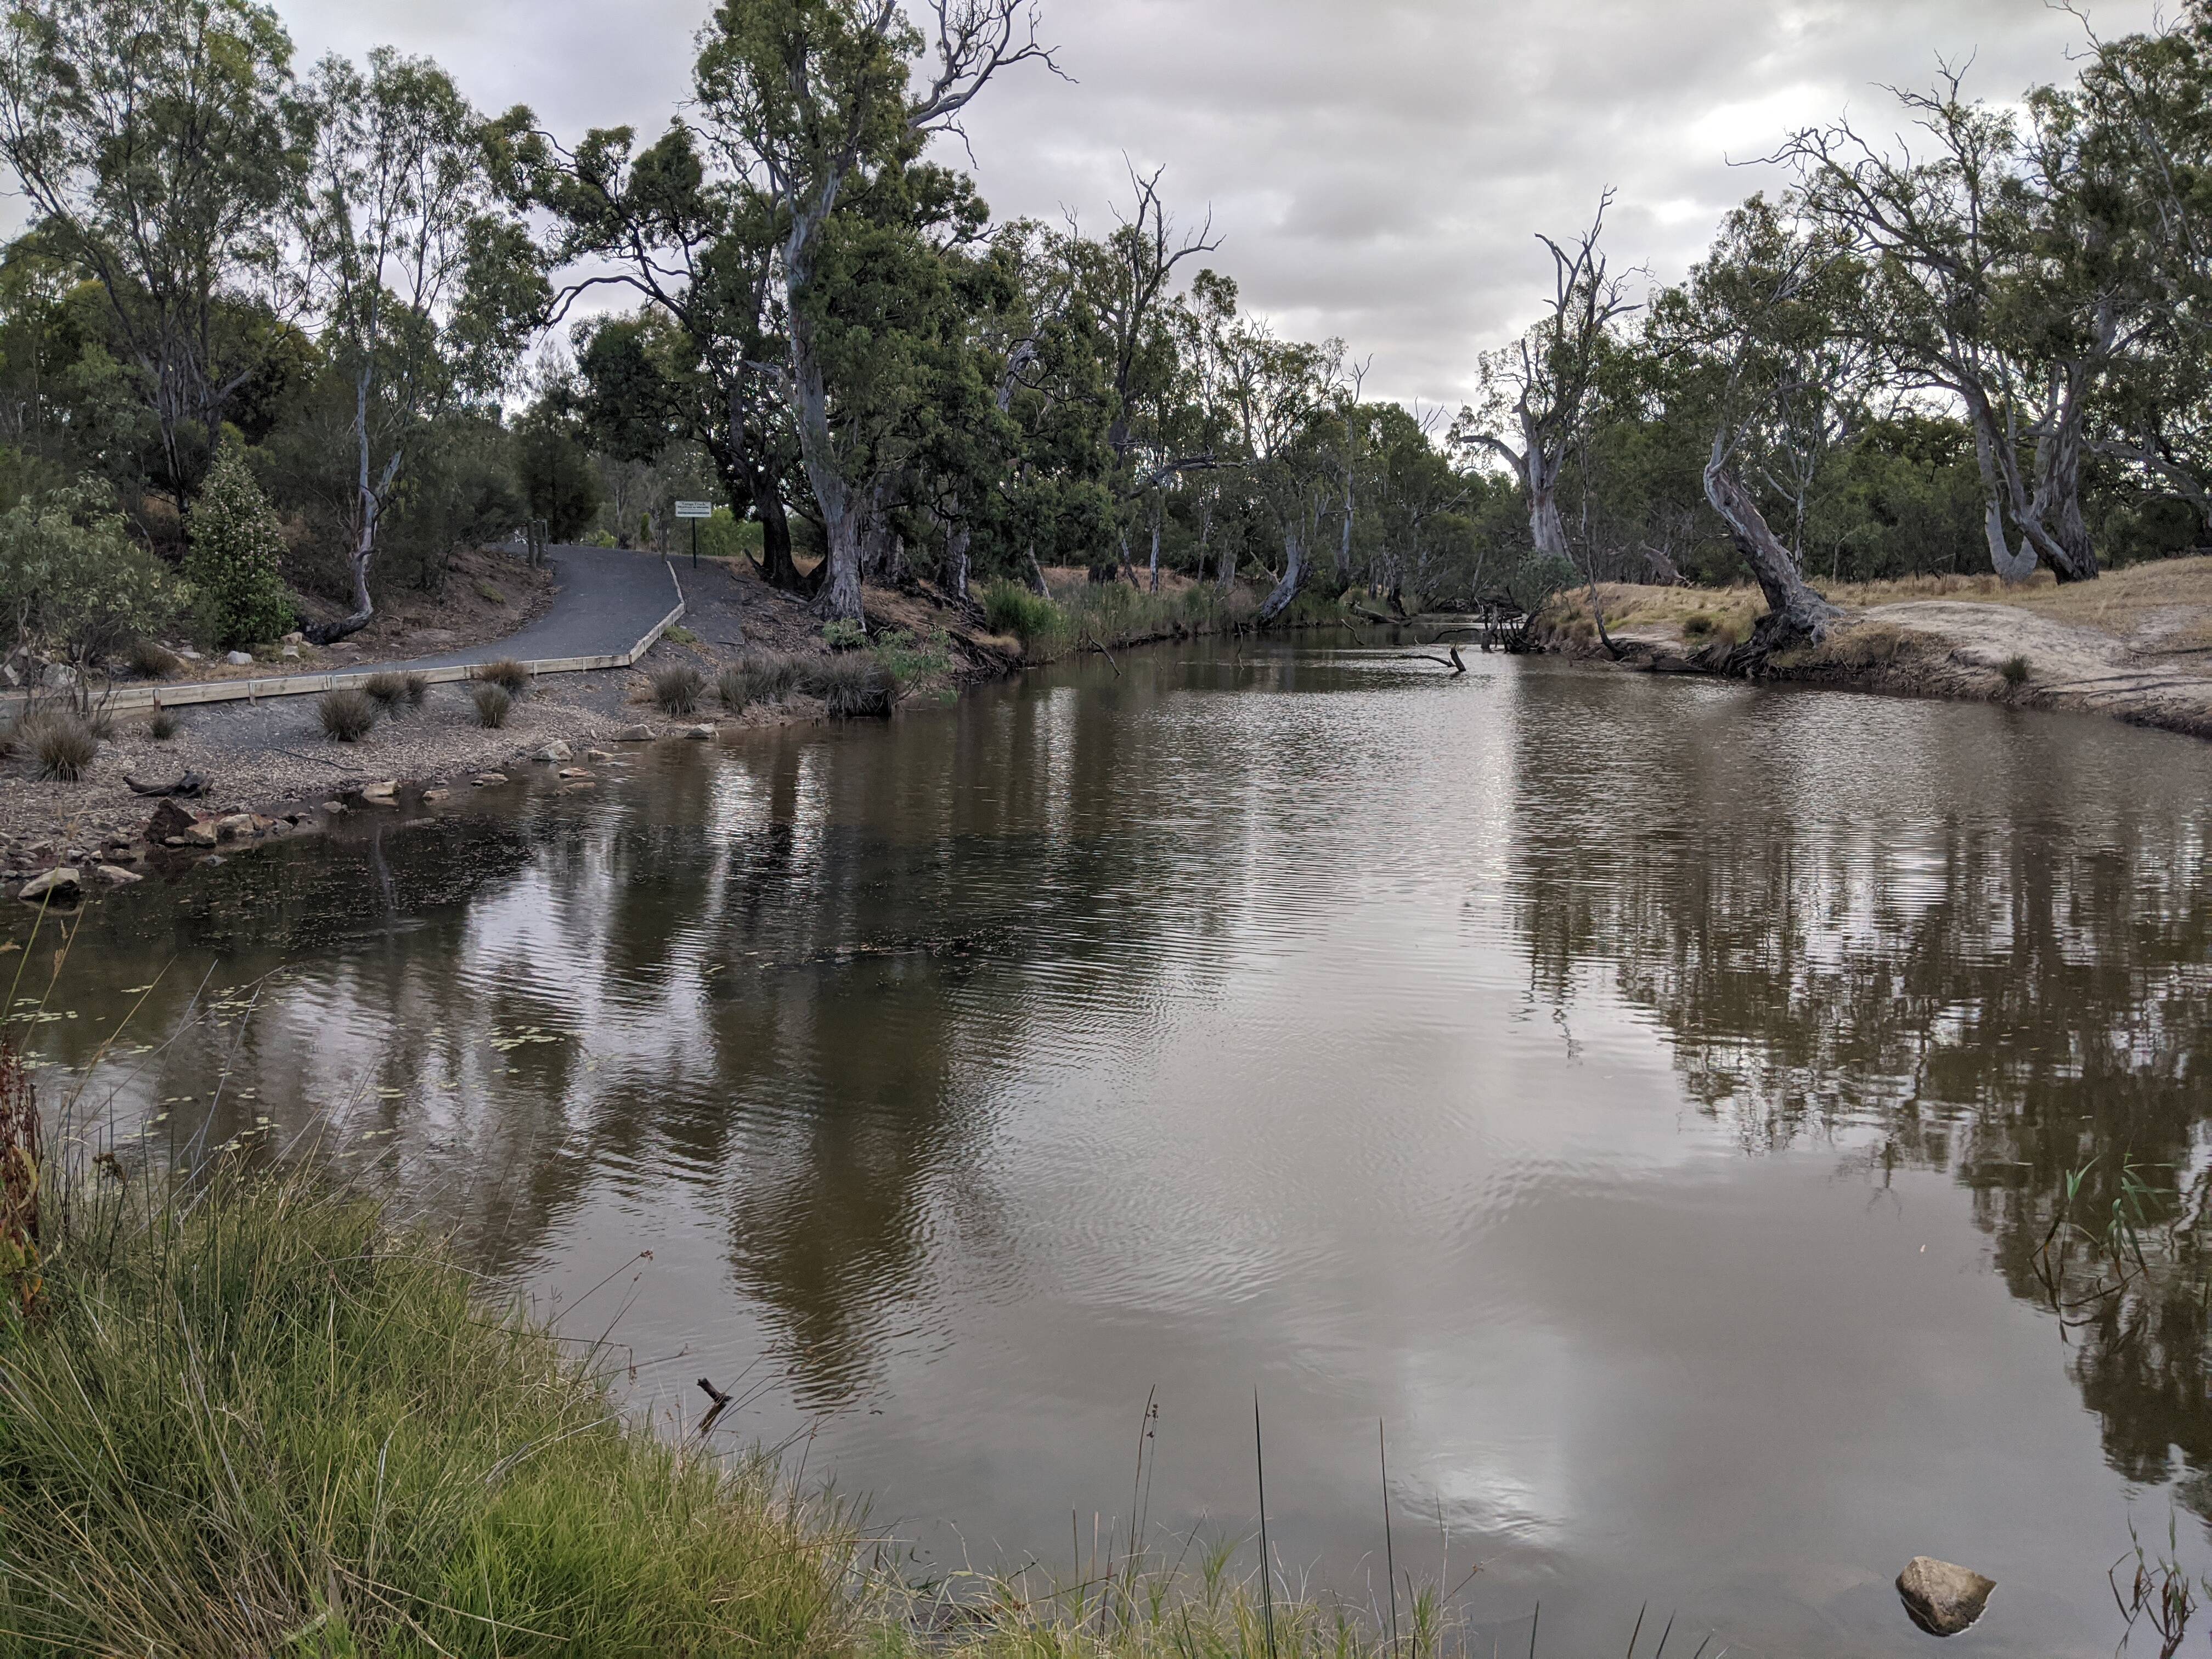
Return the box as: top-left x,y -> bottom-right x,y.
1255,528 -> 1306,627
1703,439 -> 1838,659
307,390 -> 403,645
946,523 -> 972,601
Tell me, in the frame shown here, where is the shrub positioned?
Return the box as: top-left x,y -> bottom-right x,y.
806,653 -> 896,719
471,684 -> 512,729
821,617 -> 866,652
127,637 -> 180,679
981,579 -> 1063,645
871,627 -> 952,692
184,445 -> 295,650
1683,613 -> 1716,640
317,688 -> 378,742
149,704 -> 180,742
18,710 -> 98,780
716,663 -> 754,712
0,483 -> 192,669
650,660 -> 705,715
2000,654 -> 2030,687
475,658 -> 531,694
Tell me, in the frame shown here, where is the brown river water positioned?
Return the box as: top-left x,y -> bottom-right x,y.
14,634 -> 2212,1656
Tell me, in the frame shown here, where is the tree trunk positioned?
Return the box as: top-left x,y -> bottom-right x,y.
1255,527 -> 1305,626
1148,498 -> 1162,594
1703,439 -> 1838,656
947,523 -> 971,601
786,252 -> 864,623
754,474 -> 800,589
1027,545 -> 1050,597
308,380 -> 398,645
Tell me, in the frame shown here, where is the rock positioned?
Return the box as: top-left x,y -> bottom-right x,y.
611,725 -> 656,742
321,800 -> 346,815
212,813 -> 257,841
684,724 -> 715,741
535,742 -> 573,763
95,864 -> 142,885
421,787 -> 449,803
360,780 -> 397,800
557,767 -> 591,780
181,822 -> 219,847
584,749 -> 615,763
559,781 -> 595,793
280,645 -> 300,660
1897,1558 -> 1995,1638
18,867 -> 79,904
139,807 -> 185,839
359,793 -> 400,809
473,772 -> 509,787
281,631 -> 306,645
224,650 -> 253,667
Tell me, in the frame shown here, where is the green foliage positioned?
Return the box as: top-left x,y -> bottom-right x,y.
0,481 -> 191,666
821,618 -> 867,652
981,579 -> 1062,644
515,404 -> 602,542
0,1168 -> 858,1657
184,445 -> 294,648
317,688 -> 377,742
870,626 -> 951,692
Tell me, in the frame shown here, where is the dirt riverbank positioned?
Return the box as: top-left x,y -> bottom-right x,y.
1539,558 -> 2212,741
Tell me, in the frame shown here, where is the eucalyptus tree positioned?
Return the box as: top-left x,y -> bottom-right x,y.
1786,70 -> 2155,584
1456,195 -> 1640,566
692,0 -> 1056,625
0,0 -> 306,516
1218,316 -> 1339,624
293,48 -> 541,642
510,120 -> 808,589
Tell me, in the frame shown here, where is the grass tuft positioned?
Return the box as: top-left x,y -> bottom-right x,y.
2000,653 -> 2032,687
471,684 -> 512,730
10,711 -> 100,781
148,704 -> 180,742
126,638 -> 179,680
364,670 -> 428,709
806,654 -> 896,719
475,658 -> 531,695
982,580 -> 1063,646
649,660 -> 706,716
0,1165 -> 863,1659
317,689 -> 379,743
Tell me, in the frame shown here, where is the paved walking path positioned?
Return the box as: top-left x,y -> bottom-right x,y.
369,545 -> 685,674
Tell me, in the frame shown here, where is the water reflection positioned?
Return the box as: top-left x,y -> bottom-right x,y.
17,640 -> 2212,1657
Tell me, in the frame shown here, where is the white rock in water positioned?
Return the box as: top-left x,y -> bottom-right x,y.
685,724 -> 715,741
224,651 -> 254,666
536,742 -> 573,763
1898,1558 -> 1995,1638
18,867 -> 80,903
611,725 -> 655,742
95,864 -> 142,885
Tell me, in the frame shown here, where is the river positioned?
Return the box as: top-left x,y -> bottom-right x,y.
19,633 -> 2212,1656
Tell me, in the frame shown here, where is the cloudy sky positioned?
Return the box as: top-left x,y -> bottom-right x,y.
273,0 -> 2159,409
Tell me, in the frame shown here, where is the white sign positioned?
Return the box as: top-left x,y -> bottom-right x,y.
674,501 -> 714,520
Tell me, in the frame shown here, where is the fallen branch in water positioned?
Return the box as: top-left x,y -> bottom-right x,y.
1397,646 -> 1468,676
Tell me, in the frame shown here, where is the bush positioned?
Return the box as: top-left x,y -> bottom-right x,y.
475,658 -> 530,695
317,688 -> 378,742
805,654 -> 896,719
0,483 -> 192,669
871,627 -> 952,692
15,710 -> 98,780
716,663 -> 754,712
127,637 -> 180,679
364,670 -> 427,708
981,579 -> 1063,646
650,660 -> 705,716
184,445 -> 295,650
821,617 -> 866,652
2000,654 -> 2030,687
470,683 -> 512,729
149,704 -> 180,742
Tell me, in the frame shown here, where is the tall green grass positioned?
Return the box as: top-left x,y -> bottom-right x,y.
0,1167 -> 862,1658
981,578 -> 1260,659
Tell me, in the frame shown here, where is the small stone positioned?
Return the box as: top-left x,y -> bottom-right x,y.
211,813 -> 256,841
321,800 -> 347,815
281,631 -> 306,645
421,788 -> 449,804
472,772 -> 509,787
146,800 -> 198,840
18,867 -> 80,904
360,780 -> 397,800
584,749 -> 615,763
684,724 -> 714,741
536,742 -> 574,764
560,780 -> 596,793
280,645 -> 300,661
224,650 -> 253,667
162,836 -> 188,849
611,725 -> 655,742
359,794 -> 400,809
181,822 -> 219,848
95,865 -> 142,885
1897,1558 -> 1995,1638
177,647 -> 201,661
557,767 -> 590,780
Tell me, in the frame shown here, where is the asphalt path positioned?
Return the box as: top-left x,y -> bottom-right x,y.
367,544 -> 683,673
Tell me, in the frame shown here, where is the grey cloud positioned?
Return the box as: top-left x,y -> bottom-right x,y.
272,0 -> 2162,409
